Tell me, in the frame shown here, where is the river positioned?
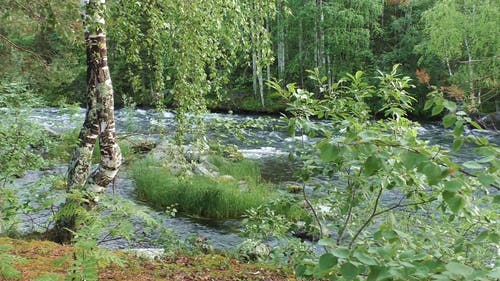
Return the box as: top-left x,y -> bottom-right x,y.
9,107 -> 499,250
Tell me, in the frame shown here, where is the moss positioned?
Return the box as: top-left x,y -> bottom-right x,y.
0,238 -> 295,281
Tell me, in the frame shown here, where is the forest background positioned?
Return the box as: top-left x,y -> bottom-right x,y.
1,0 -> 498,118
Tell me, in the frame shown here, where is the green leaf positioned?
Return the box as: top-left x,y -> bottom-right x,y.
318,238 -> 336,247
452,138 -> 464,151
444,180 -> 462,193
443,191 -> 465,213
453,121 -> 464,137
422,163 -> 443,185
367,266 -> 391,281
443,100 -> 457,112
478,155 -> 495,163
424,99 -> 434,111
475,147 -> 493,156
353,251 -> 378,266
474,231 -> 489,243
445,262 -> 473,277
432,103 -> 444,116
374,230 -> 399,243
332,248 -> 350,259
318,142 -> 340,162
493,195 -> 500,204
463,161 -> 483,170
341,262 -> 360,281
319,253 -> 338,271
478,175 -> 495,187
295,264 -> 307,277
401,151 -> 426,170
469,120 -> 482,129
364,156 -> 383,176
442,114 -> 457,128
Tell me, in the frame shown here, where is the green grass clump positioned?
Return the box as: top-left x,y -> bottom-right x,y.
207,156 -> 261,186
131,157 -> 276,219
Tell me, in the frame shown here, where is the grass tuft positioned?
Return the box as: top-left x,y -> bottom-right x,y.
131,157 -> 276,219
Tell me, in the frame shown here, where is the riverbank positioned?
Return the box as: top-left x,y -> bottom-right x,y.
0,237 -> 295,281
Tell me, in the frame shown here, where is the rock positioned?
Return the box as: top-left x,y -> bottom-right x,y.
193,164 -> 217,178
199,160 -> 220,174
238,180 -> 249,192
217,175 -> 236,184
237,239 -> 270,261
126,248 -> 165,260
131,140 -> 156,154
287,184 -> 303,193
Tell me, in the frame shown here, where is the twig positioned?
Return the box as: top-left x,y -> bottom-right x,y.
337,168 -> 358,246
349,187 -> 383,249
0,32 -> 47,66
302,182 -> 324,242
374,198 -> 436,217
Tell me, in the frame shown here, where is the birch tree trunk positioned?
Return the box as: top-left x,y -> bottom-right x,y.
55,0 -> 121,242
277,0 -> 285,80
69,0 -> 121,194
299,19 -> 304,88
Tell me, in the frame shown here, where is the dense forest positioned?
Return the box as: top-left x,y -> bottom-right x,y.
1,0 -> 498,116
0,0 -> 499,280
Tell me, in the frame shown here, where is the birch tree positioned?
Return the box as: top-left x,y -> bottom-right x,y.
68,0 -> 121,194
421,0 -> 500,109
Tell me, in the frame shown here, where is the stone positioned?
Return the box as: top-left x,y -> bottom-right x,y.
217,175 -> 236,184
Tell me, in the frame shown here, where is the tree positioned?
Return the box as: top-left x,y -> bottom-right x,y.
420,0 -> 500,111
68,0 -> 121,192
55,0 -> 121,241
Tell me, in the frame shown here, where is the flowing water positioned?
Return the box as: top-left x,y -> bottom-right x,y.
9,108 -> 500,250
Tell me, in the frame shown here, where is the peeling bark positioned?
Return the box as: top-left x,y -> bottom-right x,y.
54,0 -> 121,242
68,0 -> 121,192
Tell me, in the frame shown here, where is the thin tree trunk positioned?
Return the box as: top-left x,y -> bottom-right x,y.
258,48 -> 265,109
252,50 -> 258,98
327,55 -> 332,87
319,0 -> 326,71
464,37 -> 476,105
250,4 -> 258,98
265,17 -> 271,89
463,0 -> 477,106
277,0 -> 285,80
299,19 -> 304,88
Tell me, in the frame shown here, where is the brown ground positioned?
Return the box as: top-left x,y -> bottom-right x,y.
0,238 -> 296,281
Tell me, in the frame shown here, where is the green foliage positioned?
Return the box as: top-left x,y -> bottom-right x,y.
0,244 -> 23,280
263,67 -> 500,279
239,206 -> 312,264
131,157 -> 277,219
419,0 -> 500,110
0,78 -> 50,235
55,189 -> 174,280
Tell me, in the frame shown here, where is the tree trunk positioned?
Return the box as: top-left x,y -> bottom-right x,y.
277,0 -> 285,80
250,7 -> 258,98
299,19 -> 304,88
265,17 -> 271,89
54,0 -> 121,242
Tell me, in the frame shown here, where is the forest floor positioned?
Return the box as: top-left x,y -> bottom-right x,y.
0,237 -> 296,281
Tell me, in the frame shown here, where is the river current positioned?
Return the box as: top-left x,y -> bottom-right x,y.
10,107 -> 499,250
